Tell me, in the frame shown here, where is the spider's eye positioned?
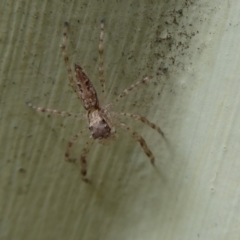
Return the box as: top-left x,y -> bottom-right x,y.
103,124 -> 111,132
100,120 -> 105,124
89,126 -> 93,131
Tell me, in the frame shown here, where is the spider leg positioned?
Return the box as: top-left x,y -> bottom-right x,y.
116,112 -> 164,137
26,102 -> 85,120
98,20 -> 105,98
119,122 -> 155,164
114,76 -> 153,104
65,131 -> 85,162
61,22 -> 78,94
80,138 -> 94,183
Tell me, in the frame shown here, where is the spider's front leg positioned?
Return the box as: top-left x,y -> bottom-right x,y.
66,133 -> 94,183
119,122 -> 155,164
80,138 -> 94,183
65,131 -> 85,163
115,112 -> 164,137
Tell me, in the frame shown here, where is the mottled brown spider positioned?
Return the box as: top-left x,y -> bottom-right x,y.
27,20 -> 164,183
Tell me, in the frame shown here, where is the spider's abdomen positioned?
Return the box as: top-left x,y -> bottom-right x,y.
75,64 -> 99,111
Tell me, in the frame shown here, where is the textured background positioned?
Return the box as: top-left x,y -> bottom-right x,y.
1,0 -> 240,239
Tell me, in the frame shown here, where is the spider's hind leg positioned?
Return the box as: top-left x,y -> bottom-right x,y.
61,22 -> 77,93
114,76 -> 153,104
98,20 -> 106,98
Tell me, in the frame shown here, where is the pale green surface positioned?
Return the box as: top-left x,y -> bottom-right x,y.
1,0 -> 240,240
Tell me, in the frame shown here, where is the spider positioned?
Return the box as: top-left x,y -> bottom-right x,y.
27,20 -> 165,183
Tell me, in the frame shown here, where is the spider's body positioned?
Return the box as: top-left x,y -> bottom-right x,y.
27,21 -> 164,183
74,63 -> 116,142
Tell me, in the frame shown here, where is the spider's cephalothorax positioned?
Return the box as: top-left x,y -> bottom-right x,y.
88,110 -> 114,140
27,20 -> 165,183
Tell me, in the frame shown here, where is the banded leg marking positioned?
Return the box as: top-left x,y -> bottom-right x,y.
26,102 -> 85,120
65,131 -> 85,162
61,22 -> 78,94
120,123 -> 155,164
80,138 -> 94,183
98,20 -> 105,97
117,112 -> 164,137
114,76 -> 152,104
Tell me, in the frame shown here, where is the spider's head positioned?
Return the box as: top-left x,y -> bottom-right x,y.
88,110 -> 116,143
89,119 -> 111,139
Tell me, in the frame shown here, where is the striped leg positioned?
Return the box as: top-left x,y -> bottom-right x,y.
26,102 -> 85,120
98,20 -> 105,97
119,122 -> 155,164
61,22 -> 78,93
117,112 -> 164,137
114,76 -> 152,104
80,138 -> 94,183
65,131 -> 85,162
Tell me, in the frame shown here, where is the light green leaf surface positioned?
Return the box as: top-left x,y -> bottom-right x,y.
1,0 -> 240,240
